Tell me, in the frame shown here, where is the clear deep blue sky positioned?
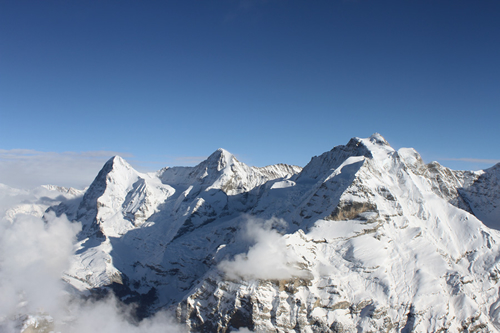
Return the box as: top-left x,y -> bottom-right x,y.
1,0 -> 499,187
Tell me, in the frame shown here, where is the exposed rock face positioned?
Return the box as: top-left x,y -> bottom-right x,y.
40,134 -> 500,332
458,163 -> 500,230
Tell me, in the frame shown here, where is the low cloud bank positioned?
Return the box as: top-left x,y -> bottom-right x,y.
219,217 -> 308,281
58,295 -> 185,333
0,212 -> 80,319
0,212 -> 186,332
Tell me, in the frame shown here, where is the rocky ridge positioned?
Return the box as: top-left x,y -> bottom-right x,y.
4,134 -> 500,332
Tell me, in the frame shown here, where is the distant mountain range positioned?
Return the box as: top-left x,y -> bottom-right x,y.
3,133 -> 500,332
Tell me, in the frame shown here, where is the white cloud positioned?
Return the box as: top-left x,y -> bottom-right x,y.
58,295 -> 186,333
0,212 -> 81,321
219,217 -> 308,281
0,149 -> 133,189
0,210 -> 187,332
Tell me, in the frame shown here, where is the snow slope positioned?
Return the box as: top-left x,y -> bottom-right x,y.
6,133 -> 500,332
179,134 -> 500,332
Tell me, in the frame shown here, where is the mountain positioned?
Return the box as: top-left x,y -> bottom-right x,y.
0,183 -> 83,222
6,134 -> 500,332
60,149 -> 302,309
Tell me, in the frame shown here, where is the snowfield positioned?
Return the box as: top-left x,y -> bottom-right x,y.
2,133 -> 500,332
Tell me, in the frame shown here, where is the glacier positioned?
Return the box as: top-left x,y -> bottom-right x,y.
2,133 -> 500,332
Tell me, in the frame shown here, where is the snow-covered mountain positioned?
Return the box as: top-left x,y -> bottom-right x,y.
0,183 -> 83,223
4,134 -> 500,332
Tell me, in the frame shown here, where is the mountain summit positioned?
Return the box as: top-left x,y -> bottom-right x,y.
29,135 -> 500,331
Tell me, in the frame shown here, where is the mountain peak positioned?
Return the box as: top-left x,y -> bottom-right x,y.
76,155 -> 138,222
344,133 -> 390,151
106,155 -> 132,170
300,134 -> 396,182
36,133 -> 500,332
209,148 -> 232,157
205,148 -> 236,172
94,156 -> 135,180
368,132 -> 389,146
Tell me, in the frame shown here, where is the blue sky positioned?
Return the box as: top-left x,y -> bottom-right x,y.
1,0 -> 499,188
